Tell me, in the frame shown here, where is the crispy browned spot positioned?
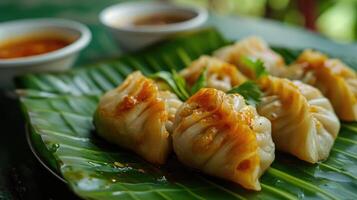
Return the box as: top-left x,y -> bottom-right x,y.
116,96 -> 138,114
136,81 -> 154,102
189,89 -> 219,112
237,159 -> 251,171
116,78 -> 157,114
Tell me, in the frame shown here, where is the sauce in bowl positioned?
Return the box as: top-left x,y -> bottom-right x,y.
0,34 -> 72,59
132,13 -> 194,26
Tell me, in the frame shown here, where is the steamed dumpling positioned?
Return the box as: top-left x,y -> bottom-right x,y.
94,71 -> 182,164
214,36 -> 286,78
172,88 -> 274,190
286,49 -> 357,121
257,76 -> 340,163
180,56 -> 247,92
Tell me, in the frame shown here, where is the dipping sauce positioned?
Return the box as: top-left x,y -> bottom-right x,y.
132,13 -> 193,26
0,34 -> 72,59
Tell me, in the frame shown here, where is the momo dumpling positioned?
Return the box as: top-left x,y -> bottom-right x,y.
257,76 -> 340,163
172,88 -> 274,190
180,56 -> 247,92
286,50 -> 357,121
214,36 -> 286,78
94,71 -> 182,164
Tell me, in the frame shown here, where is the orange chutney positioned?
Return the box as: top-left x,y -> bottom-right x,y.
0,35 -> 72,59
133,13 -> 192,26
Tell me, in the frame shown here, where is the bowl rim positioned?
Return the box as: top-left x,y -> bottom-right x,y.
0,18 -> 91,68
99,1 -> 208,34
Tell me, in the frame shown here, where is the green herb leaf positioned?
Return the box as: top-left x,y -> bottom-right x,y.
190,67 -> 207,95
227,81 -> 262,106
149,71 -> 185,101
149,71 -> 190,101
242,56 -> 268,78
171,69 -> 190,100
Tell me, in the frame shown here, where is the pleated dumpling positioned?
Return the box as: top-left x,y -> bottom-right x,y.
172,88 -> 274,190
286,49 -> 357,121
180,56 -> 247,92
257,76 -> 340,163
94,71 -> 182,164
214,36 -> 286,78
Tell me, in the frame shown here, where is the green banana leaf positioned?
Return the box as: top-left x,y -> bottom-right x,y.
18,28 -> 357,199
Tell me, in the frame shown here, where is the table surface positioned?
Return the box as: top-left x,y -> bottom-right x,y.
1,1 -> 357,200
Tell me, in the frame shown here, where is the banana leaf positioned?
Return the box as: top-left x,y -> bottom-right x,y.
20,93 -> 357,200
18,28 -> 357,199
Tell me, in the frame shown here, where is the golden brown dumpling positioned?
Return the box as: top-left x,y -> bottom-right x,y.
286,49 -> 357,121
180,56 -> 247,92
257,76 -> 340,163
94,71 -> 182,164
214,36 -> 286,78
172,88 -> 274,190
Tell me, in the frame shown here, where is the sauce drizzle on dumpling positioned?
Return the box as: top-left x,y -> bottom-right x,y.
173,88 -> 274,190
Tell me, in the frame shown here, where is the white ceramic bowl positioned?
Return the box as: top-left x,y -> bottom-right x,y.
0,18 -> 91,88
100,2 -> 208,51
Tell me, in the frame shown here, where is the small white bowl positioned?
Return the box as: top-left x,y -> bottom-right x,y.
0,18 -> 91,88
100,2 -> 208,51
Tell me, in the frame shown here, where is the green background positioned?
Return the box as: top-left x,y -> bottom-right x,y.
1,0 -> 357,65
